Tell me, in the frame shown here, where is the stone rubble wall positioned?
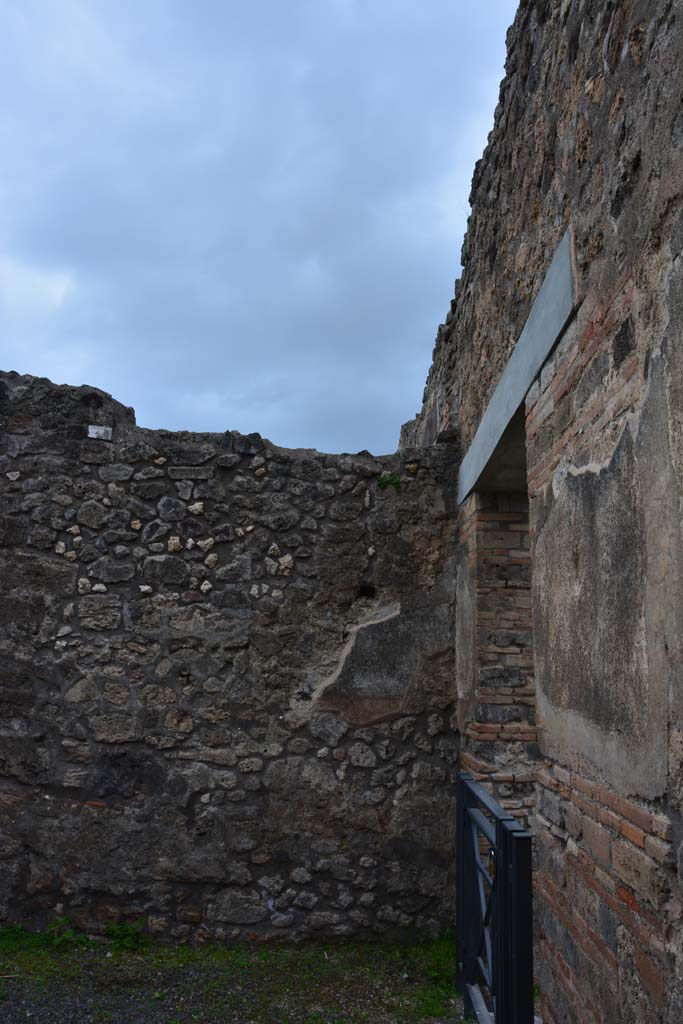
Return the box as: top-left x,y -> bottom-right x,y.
0,370 -> 459,942
3,1 -> 683,1019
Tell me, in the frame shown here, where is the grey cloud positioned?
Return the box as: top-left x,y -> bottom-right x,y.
1,0 -> 517,453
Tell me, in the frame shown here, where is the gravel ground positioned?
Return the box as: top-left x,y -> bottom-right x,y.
0,929 -> 466,1024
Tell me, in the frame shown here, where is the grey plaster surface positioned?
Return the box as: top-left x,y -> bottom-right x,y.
457,228 -> 576,503
532,356 -> 680,799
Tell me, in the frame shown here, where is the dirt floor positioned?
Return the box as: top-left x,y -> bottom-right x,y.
0,923 -> 465,1024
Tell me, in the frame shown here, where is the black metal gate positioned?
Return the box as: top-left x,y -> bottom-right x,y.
456,772 -> 534,1024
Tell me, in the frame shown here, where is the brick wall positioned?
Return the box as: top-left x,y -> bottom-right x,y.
525,269 -> 640,502
534,764 -> 675,1024
451,171 -> 683,1021
525,215 -> 681,1022
403,0 -> 683,1019
457,492 -> 538,825
457,452 -> 679,1019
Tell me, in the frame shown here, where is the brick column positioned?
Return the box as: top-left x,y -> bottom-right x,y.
457,491 -> 538,825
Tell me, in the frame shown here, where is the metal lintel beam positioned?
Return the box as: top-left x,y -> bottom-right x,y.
457,227 -> 577,504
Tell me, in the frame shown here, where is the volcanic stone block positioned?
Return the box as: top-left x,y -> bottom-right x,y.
208,890 -> 268,923
143,555 -> 189,586
92,713 -> 142,744
98,464 -> 134,482
79,595 -> 122,630
157,497 -> 187,521
88,557 -> 135,583
168,466 -> 214,480
77,500 -> 112,530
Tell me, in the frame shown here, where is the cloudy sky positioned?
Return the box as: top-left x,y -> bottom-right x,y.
1,0 -> 516,454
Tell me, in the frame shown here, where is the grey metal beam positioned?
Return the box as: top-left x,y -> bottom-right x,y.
467,983 -> 494,1024
457,228 -> 577,504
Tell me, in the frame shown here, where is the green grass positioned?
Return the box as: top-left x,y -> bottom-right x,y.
376,472 -> 401,491
105,917 -> 149,952
0,923 -> 463,1022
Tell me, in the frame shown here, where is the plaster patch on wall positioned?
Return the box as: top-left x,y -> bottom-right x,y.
534,356 -> 683,799
310,602 -> 401,703
314,602 -> 452,725
535,688 -> 664,800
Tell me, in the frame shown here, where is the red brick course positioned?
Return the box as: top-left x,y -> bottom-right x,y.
458,492 -> 538,823
535,760 -> 675,1020
458,261 -> 676,1018
525,272 -> 643,501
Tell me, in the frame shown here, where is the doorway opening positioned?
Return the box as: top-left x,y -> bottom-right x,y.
456,404 -> 538,825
